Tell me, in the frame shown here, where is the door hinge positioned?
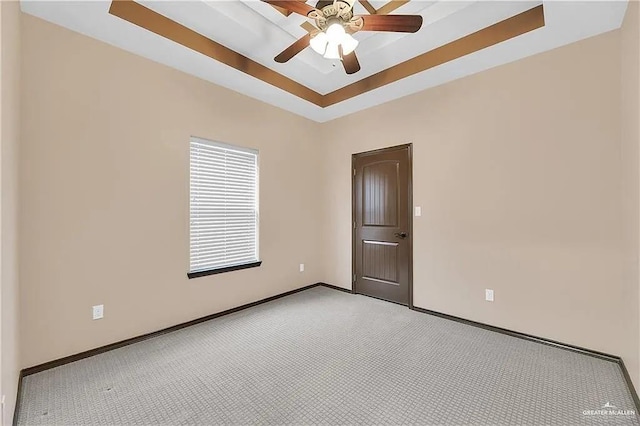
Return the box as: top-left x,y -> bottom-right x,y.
353,274 -> 356,282
353,221 -> 356,229
353,169 -> 356,177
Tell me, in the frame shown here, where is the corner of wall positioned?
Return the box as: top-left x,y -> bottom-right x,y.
1,1 -> 21,425
620,0 -> 640,391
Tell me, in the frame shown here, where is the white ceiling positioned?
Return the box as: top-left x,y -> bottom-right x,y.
21,0 -> 629,122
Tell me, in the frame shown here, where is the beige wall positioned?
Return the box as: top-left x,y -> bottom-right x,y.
1,0 -> 21,424
19,14 -> 325,368
322,29 -> 640,387
621,0 -> 640,388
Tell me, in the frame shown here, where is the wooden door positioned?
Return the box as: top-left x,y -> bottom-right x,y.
353,145 -> 412,306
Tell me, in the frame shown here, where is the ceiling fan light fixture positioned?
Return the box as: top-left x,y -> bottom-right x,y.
268,0 -> 424,74
323,41 -> 341,59
340,33 -> 359,56
310,32 -> 328,55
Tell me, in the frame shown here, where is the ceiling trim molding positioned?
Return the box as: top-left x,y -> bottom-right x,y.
108,0 -> 325,105
323,4 -> 545,106
108,1 -> 545,108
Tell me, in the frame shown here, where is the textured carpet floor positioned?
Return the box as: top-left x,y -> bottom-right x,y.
17,286 -> 639,425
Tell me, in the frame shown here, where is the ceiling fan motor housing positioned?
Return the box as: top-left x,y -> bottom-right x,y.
310,0 -> 357,32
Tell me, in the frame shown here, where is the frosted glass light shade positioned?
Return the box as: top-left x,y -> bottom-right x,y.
310,32 -> 329,55
326,23 -> 346,44
341,33 -> 359,55
323,41 -> 341,59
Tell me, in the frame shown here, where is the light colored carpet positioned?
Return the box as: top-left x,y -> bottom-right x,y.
17,286 -> 639,425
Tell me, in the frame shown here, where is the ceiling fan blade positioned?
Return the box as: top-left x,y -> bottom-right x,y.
358,14 -> 423,32
340,48 -> 361,74
261,0 -> 316,17
275,33 -> 312,63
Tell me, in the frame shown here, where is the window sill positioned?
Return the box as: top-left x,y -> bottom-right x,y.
187,261 -> 262,279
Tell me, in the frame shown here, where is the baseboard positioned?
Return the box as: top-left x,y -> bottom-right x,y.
410,305 -> 640,413
21,282 -> 324,377
317,282 -> 353,294
411,306 -> 619,361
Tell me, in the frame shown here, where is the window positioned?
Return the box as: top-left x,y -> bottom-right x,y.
188,137 -> 260,278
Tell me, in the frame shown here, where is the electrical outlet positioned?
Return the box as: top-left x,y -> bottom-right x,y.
415,206 -> 422,217
92,304 -> 104,320
485,289 -> 494,302
299,263 -> 305,272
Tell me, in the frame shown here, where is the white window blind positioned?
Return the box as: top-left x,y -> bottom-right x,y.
189,137 -> 259,273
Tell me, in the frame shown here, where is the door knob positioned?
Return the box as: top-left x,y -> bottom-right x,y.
394,232 -> 408,239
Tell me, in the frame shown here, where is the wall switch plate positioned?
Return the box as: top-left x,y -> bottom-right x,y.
485,289 -> 494,302
299,263 -> 305,272
92,304 -> 104,320
415,206 -> 422,217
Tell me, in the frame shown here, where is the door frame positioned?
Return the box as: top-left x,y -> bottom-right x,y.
351,143 -> 414,309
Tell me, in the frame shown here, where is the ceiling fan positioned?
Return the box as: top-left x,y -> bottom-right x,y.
263,0 -> 423,74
